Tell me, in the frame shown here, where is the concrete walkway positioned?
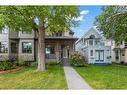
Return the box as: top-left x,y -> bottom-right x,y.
63,58 -> 92,90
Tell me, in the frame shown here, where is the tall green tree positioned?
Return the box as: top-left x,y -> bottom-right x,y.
0,6 -> 80,71
95,6 -> 127,44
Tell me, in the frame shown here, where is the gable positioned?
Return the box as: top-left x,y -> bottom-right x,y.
75,27 -> 102,44
82,27 -> 102,39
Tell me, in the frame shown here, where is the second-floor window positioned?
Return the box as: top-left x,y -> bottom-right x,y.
84,40 -> 86,45
95,40 -> 100,45
52,33 -> 62,37
22,42 -> 32,53
89,35 -> 95,39
90,50 -> 93,56
89,35 -> 95,46
0,42 -> 8,53
56,33 -> 62,36
89,40 -> 93,46
100,42 -> 105,46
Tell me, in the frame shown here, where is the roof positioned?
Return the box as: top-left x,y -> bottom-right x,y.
76,26 -> 102,44
45,36 -> 78,41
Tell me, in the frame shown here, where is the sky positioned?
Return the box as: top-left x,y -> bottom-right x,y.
73,6 -> 103,38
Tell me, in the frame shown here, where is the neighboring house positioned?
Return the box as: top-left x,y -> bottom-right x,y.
0,27 -> 77,62
75,27 -> 111,64
110,40 -> 127,64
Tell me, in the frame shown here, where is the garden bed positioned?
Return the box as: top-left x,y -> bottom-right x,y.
0,66 -> 23,74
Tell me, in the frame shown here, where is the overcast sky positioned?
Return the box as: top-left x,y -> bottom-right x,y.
72,6 -> 103,38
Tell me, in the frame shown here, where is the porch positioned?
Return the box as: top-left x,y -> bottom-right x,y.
113,48 -> 127,64
45,37 -> 77,62
83,46 -> 111,64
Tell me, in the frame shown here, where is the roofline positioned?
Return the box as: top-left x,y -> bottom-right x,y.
45,37 -> 78,40
75,26 -> 102,44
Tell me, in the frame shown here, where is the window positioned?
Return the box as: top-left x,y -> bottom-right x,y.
121,50 -> 125,56
90,50 -> 93,56
115,50 -> 119,60
11,42 -> 18,53
22,42 -> 32,53
89,40 -> 93,46
100,42 -> 105,46
56,33 -> 62,36
84,40 -> 86,45
46,46 -> 55,54
89,35 -> 95,39
122,53 -> 125,56
95,40 -> 100,45
0,42 -> 8,53
52,33 -> 62,37
81,38 -> 83,43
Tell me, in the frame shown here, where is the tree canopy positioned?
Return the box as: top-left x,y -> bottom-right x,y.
95,6 -> 127,44
0,6 -> 79,33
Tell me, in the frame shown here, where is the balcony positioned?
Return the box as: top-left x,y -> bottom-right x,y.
18,31 -> 35,38
9,31 -> 18,38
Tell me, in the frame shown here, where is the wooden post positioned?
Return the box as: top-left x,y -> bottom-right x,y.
56,42 -> 59,63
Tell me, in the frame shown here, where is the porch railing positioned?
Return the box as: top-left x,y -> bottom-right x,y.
46,54 -> 56,59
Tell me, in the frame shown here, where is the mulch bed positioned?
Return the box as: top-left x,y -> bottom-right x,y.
0,66 -> 23,74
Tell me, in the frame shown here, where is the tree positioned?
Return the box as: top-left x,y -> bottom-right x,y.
0,6 -> 80,71
95,6 -> 127,44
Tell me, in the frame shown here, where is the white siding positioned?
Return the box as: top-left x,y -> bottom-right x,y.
75,27 -> 112,64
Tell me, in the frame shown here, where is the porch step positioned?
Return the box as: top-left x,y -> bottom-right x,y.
94,63 -> 111,66
63,58 -> 70,66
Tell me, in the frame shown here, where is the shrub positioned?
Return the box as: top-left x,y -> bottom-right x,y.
0,60 -> 25,71
32,61 -> 38,67
18,60 -> 24,65
16,60 -> 30,66
0,61 -> 15,71
69,52 -> 87,67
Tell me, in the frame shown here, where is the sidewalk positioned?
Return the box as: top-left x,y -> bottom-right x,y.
63,58 -> 92,90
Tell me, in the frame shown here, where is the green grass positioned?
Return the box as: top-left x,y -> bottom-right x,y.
74,64 -> 127,89
0,64 -> 67,89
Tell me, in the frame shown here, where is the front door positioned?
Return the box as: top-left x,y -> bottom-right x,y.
63,48 -> 68,58
95,50 -> 104,62
115,50 -> 119,61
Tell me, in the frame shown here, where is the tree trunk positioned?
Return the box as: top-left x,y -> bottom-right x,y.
37,25 -> 45,71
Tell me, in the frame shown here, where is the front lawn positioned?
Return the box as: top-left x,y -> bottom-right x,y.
74,64 -> 127,89
0,64 -> 67,89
